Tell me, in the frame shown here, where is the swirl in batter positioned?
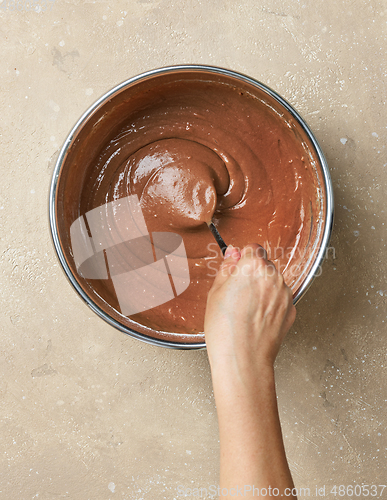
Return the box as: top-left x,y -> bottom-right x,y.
77,79 -> 319,335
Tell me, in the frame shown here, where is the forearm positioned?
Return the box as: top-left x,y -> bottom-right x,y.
205,243 -> 297,498
211,364 -> 296,499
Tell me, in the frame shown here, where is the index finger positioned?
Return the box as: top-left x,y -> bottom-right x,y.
237,243 -> 279,277
239,243 -> 268,260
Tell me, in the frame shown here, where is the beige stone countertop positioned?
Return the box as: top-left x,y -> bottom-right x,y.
1,1 -> 386,499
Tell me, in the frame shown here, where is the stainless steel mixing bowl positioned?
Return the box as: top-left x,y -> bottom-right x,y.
49,65 -> 334,349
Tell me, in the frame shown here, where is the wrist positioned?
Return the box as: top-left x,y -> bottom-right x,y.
210,357 -> 276,402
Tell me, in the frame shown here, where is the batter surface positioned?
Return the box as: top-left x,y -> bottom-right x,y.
70,78 -> 320,336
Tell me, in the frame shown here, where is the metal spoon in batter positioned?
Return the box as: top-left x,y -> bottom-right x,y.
207,221 -> 228,255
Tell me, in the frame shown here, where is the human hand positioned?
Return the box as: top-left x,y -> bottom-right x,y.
204,243 -> 296,381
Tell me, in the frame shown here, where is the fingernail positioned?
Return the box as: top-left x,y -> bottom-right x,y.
224,245 -> 241,260
224,245 -> 235,258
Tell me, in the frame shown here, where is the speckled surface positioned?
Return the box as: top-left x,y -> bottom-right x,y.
1,1 -> 386,499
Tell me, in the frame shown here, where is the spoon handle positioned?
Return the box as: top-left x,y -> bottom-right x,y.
207,222 -> 228,255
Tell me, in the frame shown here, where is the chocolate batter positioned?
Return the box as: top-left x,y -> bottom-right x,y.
58,74 -> 324,341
